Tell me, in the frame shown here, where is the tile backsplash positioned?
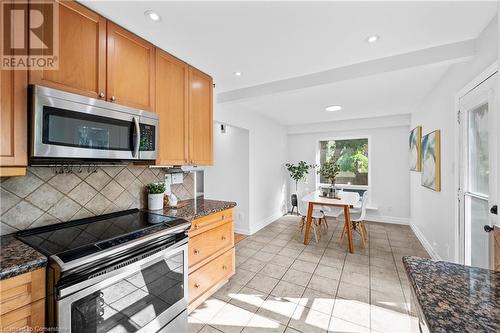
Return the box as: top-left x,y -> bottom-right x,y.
0,165 -> 194,235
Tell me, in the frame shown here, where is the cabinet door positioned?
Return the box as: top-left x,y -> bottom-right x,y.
29,0 -> 106,99
107,22 -> 155,111
0,69 -> 27,176
188,67 -> 213,165
155,50 -> 188,165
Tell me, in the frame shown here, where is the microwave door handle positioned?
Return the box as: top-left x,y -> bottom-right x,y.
133,117 -> 140,158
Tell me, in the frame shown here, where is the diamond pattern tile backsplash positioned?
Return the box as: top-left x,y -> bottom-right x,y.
0,166 -> 194,235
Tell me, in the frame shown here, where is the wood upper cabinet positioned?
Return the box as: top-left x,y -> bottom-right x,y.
0,69 -> 28,176
29,0 -> 106,99
188,67 -> 213,165
155,50 -> 189,165
107,22 -> 155,111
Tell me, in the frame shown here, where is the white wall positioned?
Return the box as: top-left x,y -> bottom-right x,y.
410,16 -> 498,261
204,123 -> 250,234
212,104 -> 288,234
287,115 -> 411,224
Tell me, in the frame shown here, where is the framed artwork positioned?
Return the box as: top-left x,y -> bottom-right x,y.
421,130 -> 441,191
409,126 -> 422,171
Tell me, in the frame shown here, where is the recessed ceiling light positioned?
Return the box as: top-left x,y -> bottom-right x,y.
144,10 -> 161,22
325,105 -> 343,112
366,35 -> 379,43
233,71 -> 242,76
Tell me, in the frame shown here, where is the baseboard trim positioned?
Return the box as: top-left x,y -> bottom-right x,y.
366,215 -> 410,225
234,226 -> 251,235
249,210 -> 286,235
410,222 -> 441,261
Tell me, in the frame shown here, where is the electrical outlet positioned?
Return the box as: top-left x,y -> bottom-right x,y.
172,173 -> 183,185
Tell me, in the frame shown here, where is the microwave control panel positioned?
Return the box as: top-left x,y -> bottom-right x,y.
139,124 -> 156,151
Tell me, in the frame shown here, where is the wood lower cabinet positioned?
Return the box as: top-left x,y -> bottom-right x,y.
0,69 -> 27,177
155,50 -> 189,165
107,22 -> 155,111
188,67 -> 213,165
29,0 -> 106,99
0,268 -> 46,332
188,209 -> 235,312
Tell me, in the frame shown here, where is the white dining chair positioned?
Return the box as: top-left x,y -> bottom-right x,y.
297,197 -> 324,243
340,191 -> 369,247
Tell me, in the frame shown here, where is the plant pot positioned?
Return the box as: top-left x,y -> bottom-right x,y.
148,193 -> 164,210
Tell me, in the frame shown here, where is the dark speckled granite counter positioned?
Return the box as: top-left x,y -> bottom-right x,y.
0,235 -> 47,280
162,197 -> 236,221
403,256 -> 500,333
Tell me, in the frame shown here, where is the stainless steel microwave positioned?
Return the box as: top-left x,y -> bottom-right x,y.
31,85 -> 158,161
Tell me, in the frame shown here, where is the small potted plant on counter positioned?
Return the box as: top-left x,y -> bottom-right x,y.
146,182 -> 166,210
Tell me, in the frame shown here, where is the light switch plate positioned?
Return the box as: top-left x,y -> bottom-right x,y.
172,173 -> 183,185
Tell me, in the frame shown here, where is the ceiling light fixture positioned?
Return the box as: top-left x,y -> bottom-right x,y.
366,35 -> 379,43
144,10 -> 161,22
325,105 -> 343,112
233,71 -> 242,76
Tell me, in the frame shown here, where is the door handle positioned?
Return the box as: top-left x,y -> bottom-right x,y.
132,117 -> 140,158
484,225 -> 494,233
490,205 -> 498,215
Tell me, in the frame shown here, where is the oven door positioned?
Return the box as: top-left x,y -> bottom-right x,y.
57,241 -> 188,333
32,86 -> 157,160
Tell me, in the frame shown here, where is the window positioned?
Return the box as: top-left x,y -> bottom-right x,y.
318,138 -> 369,186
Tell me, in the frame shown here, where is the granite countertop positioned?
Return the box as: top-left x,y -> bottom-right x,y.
403,256 -> 500,332
0,235 -> 47,280
163,197 -> 236,221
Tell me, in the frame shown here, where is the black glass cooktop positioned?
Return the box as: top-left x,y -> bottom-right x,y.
16,209 -> 189,263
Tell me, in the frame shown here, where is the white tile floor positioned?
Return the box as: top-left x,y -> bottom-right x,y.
188,215 -> 430,333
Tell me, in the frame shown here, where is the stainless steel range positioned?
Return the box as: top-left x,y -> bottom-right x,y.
16,209 -> 191,333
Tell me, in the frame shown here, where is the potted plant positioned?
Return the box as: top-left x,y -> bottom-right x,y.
285,161 -> 315,193
318,156 -> 341,197
146,182 -> 166,210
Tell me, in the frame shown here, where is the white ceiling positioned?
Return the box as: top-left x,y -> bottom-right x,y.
82,1 -> 497,125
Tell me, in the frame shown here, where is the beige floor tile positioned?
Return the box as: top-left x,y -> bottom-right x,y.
260,263 -> 289,279
290,259 -> 318,273
288,305 -> 330,333
239,258 -> 266,273
268,254 -> 296,268
282,268 -> 312,287
247,273 -> 280,294
307,275 -> 339,295
314,265 -> 342,280
336,282 -> 370,304
301,288 -> 335,315
270,280 -> 306,301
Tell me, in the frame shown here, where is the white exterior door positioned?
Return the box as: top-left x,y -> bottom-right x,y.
458,72 -> 498,269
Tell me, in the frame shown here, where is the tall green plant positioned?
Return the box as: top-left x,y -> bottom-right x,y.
285,161 -> 314,192
318,156 -> 341,187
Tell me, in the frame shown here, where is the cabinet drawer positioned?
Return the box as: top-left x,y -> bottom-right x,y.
189,248 -> 235,303
189,221 -> 233,269
0,269 -> 45,316
0,298 -> 44,332
189,209 -> 233,236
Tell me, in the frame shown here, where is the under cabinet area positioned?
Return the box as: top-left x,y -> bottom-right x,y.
188,209 -> 235,312
0,268 -> 46,332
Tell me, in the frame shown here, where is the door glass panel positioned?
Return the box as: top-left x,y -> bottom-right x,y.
467,102 -> 489,196
467,196 -> 490,269
71,251 -> 184,333
43,106 -> 134,151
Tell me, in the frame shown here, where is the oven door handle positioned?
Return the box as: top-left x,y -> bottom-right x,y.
58,238 -> 187,300
132,116 -> 140,158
